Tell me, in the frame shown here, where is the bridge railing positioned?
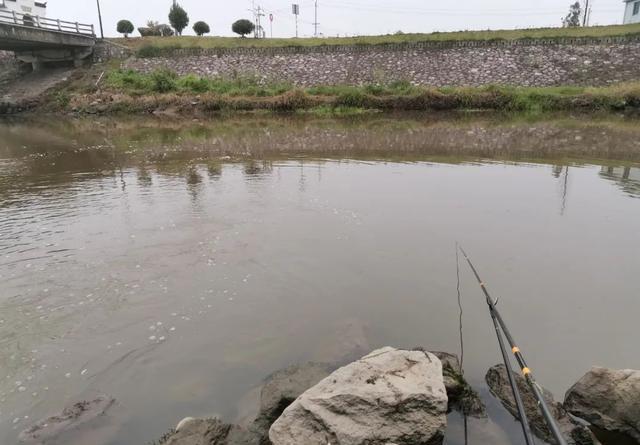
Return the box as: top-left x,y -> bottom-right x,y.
0,9 -> 94,36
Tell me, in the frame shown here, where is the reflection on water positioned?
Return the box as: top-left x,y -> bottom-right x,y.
0,114 -> 639,445
600,166 -> 640,198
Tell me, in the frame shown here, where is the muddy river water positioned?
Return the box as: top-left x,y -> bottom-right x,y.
0,113 -> 639,445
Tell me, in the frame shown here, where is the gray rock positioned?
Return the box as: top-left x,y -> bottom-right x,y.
430,351 -> 486,417
18,396 -> 116,443
564,367 -> 640,442
269,347 -> 448,445
486,365 -> 600,445
252,362 -> 332,444
162,417 -> 238,445
259,362 -> 333,424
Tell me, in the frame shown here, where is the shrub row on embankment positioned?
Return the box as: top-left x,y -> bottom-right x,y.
110,23 -> 640,53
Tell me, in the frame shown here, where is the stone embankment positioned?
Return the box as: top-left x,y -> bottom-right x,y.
124,37 -> 640,87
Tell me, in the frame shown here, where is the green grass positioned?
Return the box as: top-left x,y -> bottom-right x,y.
110,23 -> 640,52
85,68 -> 640,114
105,69 -> 293,96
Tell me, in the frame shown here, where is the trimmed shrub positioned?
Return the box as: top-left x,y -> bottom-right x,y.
117,20 -> 134,38
193,21 -> 211,36
232,19 -> 255,37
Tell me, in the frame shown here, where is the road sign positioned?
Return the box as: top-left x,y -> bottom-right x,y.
269,13 -> 274,22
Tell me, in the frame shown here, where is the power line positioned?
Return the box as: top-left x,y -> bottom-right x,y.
319,0 -> 617,17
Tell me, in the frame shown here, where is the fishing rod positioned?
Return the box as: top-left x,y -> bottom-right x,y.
459,246 -> 568,445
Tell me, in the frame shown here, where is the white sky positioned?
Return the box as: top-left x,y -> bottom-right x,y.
48,0 -> 629,38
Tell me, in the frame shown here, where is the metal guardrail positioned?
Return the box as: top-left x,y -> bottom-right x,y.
0,8 -> 94,36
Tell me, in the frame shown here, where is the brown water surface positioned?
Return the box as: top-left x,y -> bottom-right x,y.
0,113 -> 639,445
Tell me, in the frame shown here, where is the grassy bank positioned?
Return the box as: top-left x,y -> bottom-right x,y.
47,68 -> 640,115
110,23 -> 640,52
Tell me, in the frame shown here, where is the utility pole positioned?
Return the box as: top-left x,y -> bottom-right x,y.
313,0 -> 319,37
96,0 -> 104,39
269,13 -> 274,38
292,4 -> 299,38
251,0 -> 256,38
583,0 -> 590,26
256,6 -> 265,38
256,5 -> 261,38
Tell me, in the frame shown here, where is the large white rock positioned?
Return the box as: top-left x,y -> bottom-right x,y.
564,367 -> 640,441
269,347 -> 448,445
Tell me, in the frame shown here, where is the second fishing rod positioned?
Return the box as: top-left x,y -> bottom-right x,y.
459,246 -> 568,445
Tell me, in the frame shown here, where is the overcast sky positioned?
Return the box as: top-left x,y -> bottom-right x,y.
48,0 -> 629,38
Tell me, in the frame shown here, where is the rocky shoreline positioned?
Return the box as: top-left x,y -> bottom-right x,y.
16,347 -> 640,445
155,349 -> 640,445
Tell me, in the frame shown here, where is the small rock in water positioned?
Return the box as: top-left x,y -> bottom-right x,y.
161,417 -> 250,445
18,396 -> 115,443
429,350 -> 485,417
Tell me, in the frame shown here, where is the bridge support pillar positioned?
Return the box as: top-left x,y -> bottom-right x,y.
15,47 -> 94,70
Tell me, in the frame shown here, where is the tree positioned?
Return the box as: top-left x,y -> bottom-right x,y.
158,24 -> 175,36
193,21 -> 211,36
562,2 -> 582,27
117,20 -> 134,38
232,19 -> 255,38
138,20 -> 174,37
169,3 -> 189,36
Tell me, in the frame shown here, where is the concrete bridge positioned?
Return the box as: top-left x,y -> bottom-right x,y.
0,9 -> 95,69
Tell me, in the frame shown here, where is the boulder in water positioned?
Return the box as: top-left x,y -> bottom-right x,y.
269,347 -> 448,445
252,362 -> 332,444
429,350 -> 486,417
486,365 -> 600,445
564,367 -> 640,442
18,396 -> 116,444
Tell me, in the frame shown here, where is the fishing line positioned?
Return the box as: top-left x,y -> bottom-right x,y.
456,242 -> 468,445
455,241 -> 464,374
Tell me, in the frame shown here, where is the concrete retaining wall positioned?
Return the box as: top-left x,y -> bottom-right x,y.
93,40 -> 133,63
0,55 -> 27,88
